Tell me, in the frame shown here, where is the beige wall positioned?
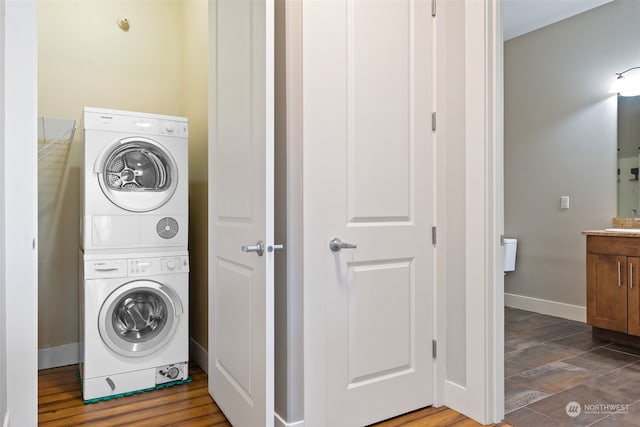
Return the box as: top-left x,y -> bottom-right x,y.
182,0 -> 209,352
503,1 -> 640,307
38,0 -> 208,352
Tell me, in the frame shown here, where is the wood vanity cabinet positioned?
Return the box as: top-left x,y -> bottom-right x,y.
586,236 -> 640,336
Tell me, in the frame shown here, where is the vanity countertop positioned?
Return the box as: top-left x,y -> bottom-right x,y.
582,230 -> 640,237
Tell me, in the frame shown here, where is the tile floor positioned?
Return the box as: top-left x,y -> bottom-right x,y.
504,307 -> 640,426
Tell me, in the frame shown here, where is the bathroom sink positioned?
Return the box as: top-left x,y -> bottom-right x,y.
605,228 -> 640,233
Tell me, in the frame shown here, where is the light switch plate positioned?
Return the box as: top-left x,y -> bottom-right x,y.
561,196 -> 570,209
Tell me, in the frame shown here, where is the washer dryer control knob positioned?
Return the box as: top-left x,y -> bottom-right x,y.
164,122 -> 175,133
166,260 -> 177,270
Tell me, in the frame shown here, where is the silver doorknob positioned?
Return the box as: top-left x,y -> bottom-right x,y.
268,244 -> 284,252
329,237 -> 357,252
242,240 -> 264,256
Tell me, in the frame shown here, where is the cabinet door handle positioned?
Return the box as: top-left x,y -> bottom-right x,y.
631,262 -> 634,289
618,261 -> 622,287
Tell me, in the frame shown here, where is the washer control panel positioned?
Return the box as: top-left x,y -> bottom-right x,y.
128,258 -> 156,276
85,254 -> 189,279
128,255 -> 189,277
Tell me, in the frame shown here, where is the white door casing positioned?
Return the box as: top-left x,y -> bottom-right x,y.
3,0 -> 39,425
208,1 -> 275,426
302,1 -> 435,425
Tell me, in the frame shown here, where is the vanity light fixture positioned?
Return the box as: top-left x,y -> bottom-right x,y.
609,67 -> 640,97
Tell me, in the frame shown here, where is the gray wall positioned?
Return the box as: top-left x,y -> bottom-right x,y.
275,1 -> 304,421
504,1 -> 640,307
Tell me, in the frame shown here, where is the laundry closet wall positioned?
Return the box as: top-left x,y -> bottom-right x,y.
37,0 -> 209,366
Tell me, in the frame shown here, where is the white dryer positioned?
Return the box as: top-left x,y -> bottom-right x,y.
80,250 -> 189,401
82,107 -> 188,253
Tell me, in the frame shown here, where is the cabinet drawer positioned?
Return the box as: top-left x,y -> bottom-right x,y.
587,236 -> 640,257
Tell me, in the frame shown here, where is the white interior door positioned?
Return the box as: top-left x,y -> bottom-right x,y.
208,1 -> 274,426
303,1 -> 434,425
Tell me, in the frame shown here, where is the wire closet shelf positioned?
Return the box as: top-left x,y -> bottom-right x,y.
37,116 -> 76,216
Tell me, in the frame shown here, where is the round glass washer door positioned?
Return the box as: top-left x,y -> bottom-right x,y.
98,280 -> 183,358
95,137 -> 178,212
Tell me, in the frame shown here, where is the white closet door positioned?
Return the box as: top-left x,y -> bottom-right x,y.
208,1 -> 274,426
303,0 -> 435,425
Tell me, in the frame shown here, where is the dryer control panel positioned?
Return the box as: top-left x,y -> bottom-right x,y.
84,107 -> 189,138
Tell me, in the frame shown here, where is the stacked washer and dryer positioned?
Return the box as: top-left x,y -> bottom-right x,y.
79,107 -> 190,402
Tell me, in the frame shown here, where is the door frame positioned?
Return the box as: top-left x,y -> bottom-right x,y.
432,0 -> 504,423
1,0 -> 39,426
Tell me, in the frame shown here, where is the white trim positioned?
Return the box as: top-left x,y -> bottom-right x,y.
274,412 -> 304,427
444,381 -> 468,414
440,0 -> 503,424
189,337 -> 208,375
486,0 -> 504,423
38,343 -> 79,370
505,293 -> 587,323
2,411 -> 9,427
265,3 -> 276,425
460,0 -> 502,423
432,0 -> 448,409
4,1 -> 38,425
301,1 -> 328,424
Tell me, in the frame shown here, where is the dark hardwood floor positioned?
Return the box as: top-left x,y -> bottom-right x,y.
38,363 -> 508,426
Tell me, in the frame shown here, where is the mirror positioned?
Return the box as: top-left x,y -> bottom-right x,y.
617,95 -> 640,217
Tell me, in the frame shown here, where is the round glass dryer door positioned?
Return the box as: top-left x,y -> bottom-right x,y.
96,137 -> 178,212
98,280 -> 183,358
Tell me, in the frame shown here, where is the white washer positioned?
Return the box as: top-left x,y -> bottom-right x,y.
81,107 -> 188,254
80,250 -> 189,401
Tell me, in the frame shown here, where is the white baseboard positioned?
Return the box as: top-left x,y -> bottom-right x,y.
275,412 -> 304,427
186,342 -> 304,427
3,411 -> 9,427
38,342 -> 79,370
444,380 -> 468,418
505,293 -> 586,322
189,337 -> 208,375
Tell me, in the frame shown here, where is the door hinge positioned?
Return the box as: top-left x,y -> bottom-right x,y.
500,234 -> 505,246
432,226 -> 437,245
431,112 -> 437,132
432,340 -> 437,358
431,0 -> 436,17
